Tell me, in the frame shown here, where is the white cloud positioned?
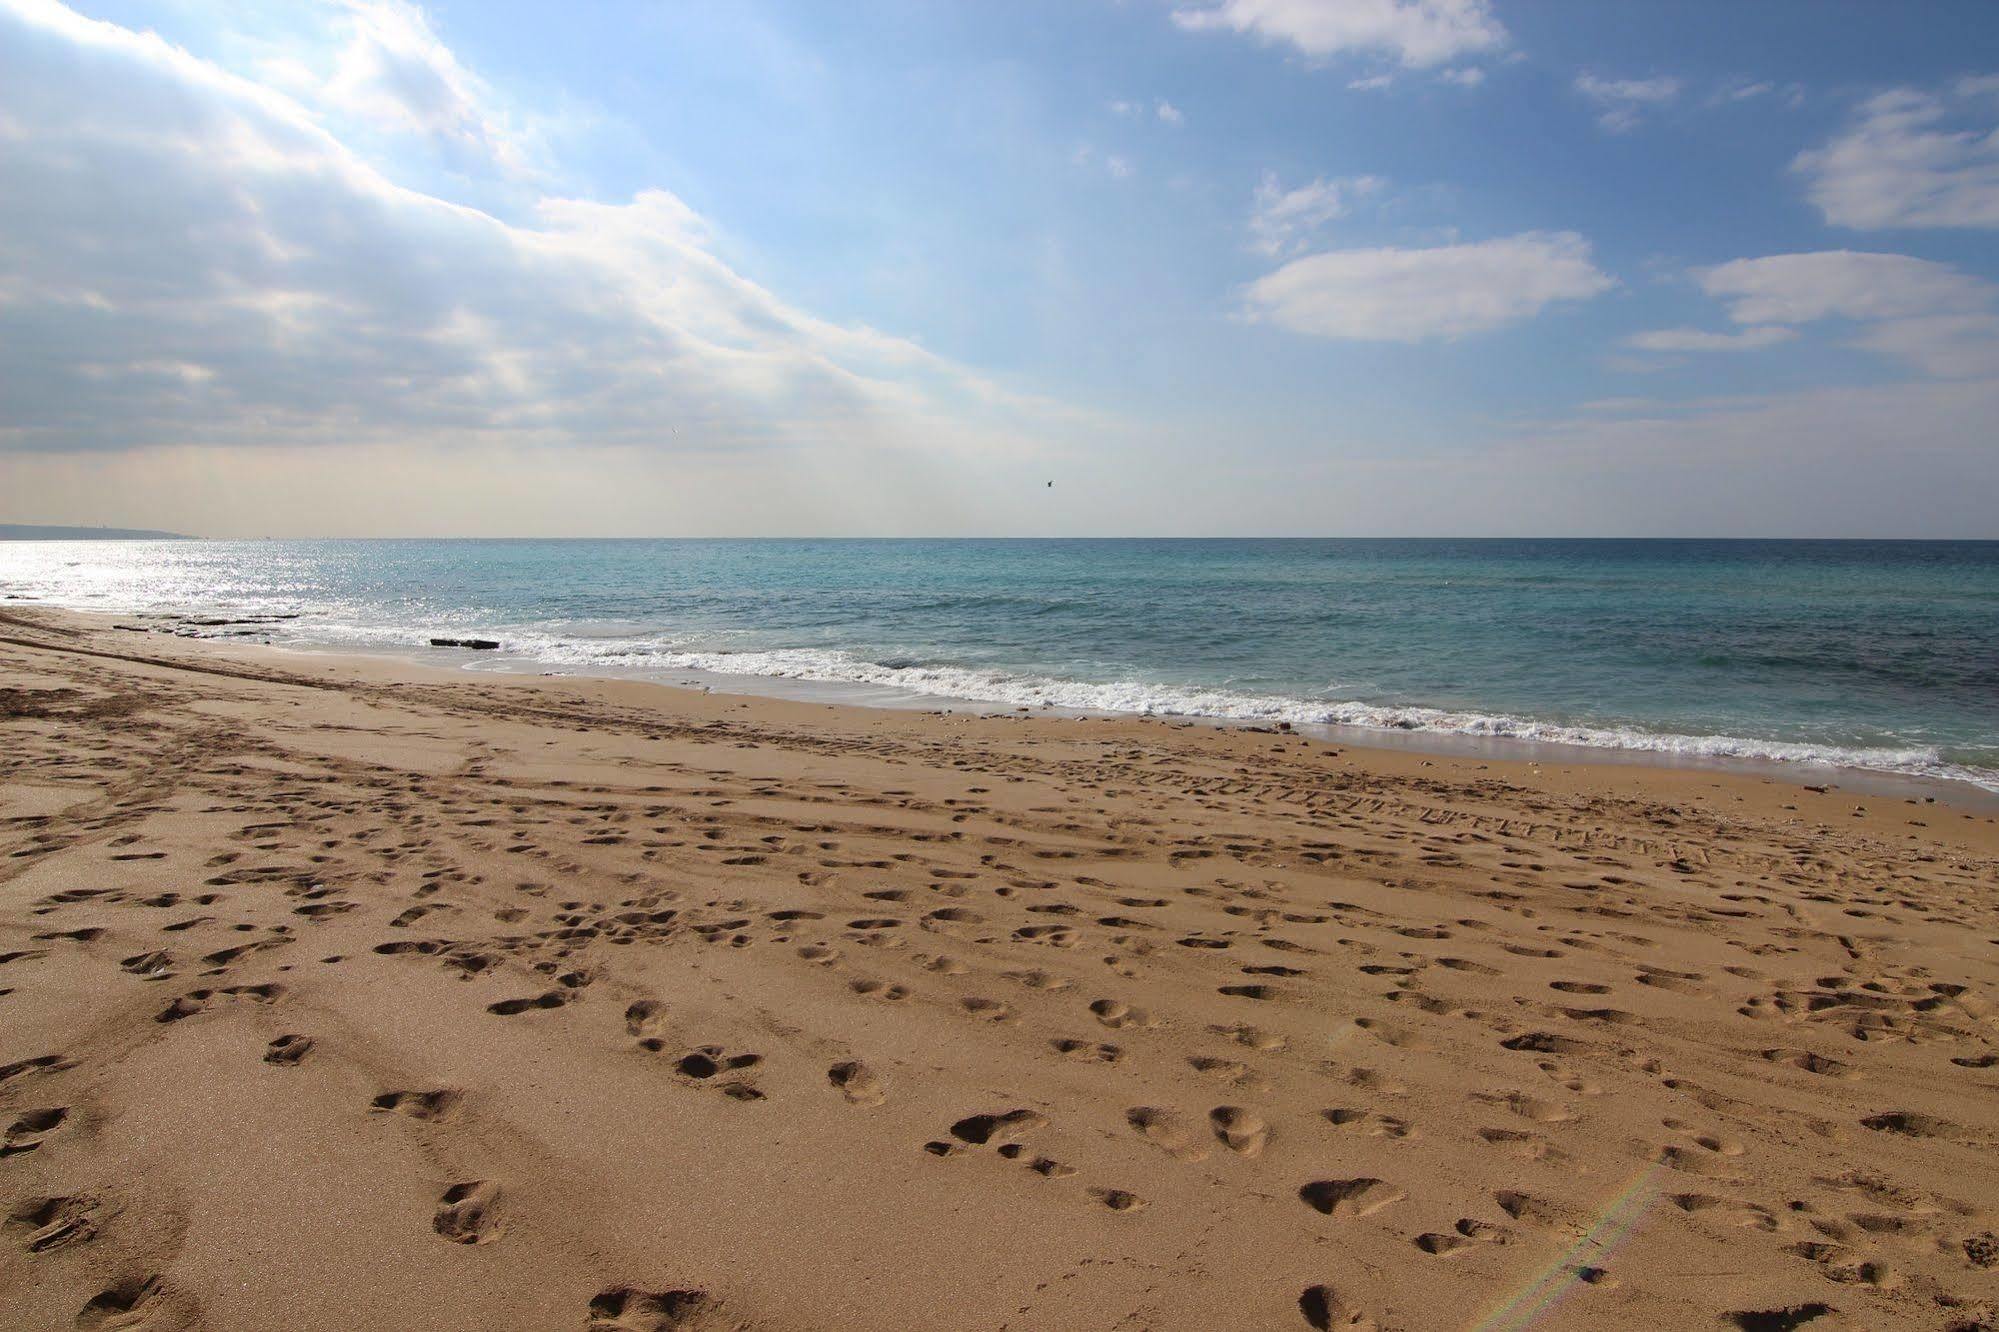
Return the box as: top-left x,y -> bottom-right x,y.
1794,79 -> 1999,228
1248,172 -> 1385,256
1622,325 -> 1796,353
1698,251 -> 1993,325
1243,232 -> 1613,342
322,1 -> 518,162
1111,97 -> 1184,125
1621,252 -> 1999,376
1440,66 -> 1483,87
0,0 -> 1081,461
1173,0 -> 1505,70
1574,73 -> 1681,133
1346,72 -> 1395,92
1072,144 -> 1136,179
1851,313 -> 1999,379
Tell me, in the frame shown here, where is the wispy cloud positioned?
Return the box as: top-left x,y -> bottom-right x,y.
322,1 -> 528,169
1244,232 -> 1613,341
1793,77 -> 1999,229
1112,96 -> 1184,125
1574,73 -> 1681,133
1623,325 -> 1795,353
1622,251 -> 1999,378
1700,251 -> 1992,324
1173,0 -> 1506,71
1248,172 -> 1386,256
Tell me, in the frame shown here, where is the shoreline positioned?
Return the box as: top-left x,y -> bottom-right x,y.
3,602 -> 1997,1329
20,599 -> 1999,813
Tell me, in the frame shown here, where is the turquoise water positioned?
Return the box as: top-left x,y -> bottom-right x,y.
3,538 -> 1995,792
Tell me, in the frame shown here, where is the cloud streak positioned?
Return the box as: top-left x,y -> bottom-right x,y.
1621,251 -> 1999,379
1248,172 -> 1386,256
1173,0 -> 1505,70
1243,232 -> 1613,342
1574,73 -> 1680,133
1622,326 -> 1795,353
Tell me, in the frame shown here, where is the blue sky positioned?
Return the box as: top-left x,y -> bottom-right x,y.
1,0 -> 1996,535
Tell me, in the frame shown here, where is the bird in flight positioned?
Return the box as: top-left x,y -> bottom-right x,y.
1046,480 -> 1053,488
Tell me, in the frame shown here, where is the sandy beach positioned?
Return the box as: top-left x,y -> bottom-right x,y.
1,604 -> 1995,1331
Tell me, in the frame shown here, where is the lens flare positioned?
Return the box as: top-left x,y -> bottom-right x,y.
1471,1163 -> 1662,1331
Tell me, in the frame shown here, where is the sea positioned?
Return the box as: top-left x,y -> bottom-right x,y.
3,537 -> 1994,796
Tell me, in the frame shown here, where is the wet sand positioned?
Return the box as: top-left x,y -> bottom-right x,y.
1,606 -> 1996,1331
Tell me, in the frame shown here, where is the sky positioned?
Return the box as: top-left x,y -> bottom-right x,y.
1,0 -> 1996,537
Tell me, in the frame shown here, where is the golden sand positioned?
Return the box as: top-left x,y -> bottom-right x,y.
1,607 -> 1995,1330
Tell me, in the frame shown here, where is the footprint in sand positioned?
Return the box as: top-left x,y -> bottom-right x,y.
1414,1218 -> 1510,1255
0,1054 -> 74,1086
944,1109 -> 1048,1149
263,1034 -> 314,1066
7,1194 -> 98,1253
1319,1104 -> 1415,1136
1002,1148 -> 1076,1179
1299,1178 -> 1405,1219
2,1106 -> 68,1158
1859,1111 -> 1956,1139
76,1276 -> 168,1331
1473,1091 -> 1574,1124
625,1000 -> 669,1049
674,1046 -> 763,1100
1088,999 -> 1153,1030
486,989 -> 572,1016
1725,1304 -> 1834,1331
1050,1038 -> 1122,1064
1189,1055 -> 1252,1081
372,1089 -> 464,1122
1218,983 -> 1298,1003
587,1286 -> 736,1331
1494,1190 -> 1559,1224
1208,1105 -> 1268,1157
1125,1107 -> 1209,1163
118,950 -> 175,981
827,1060 -> 884,1106
156,982 -> 285,1024
1089,1188 -> 1146,1213
1215,1023 -> 1286,1051
433,1180 -> 502,1244
1299,1284 -> 1377,1330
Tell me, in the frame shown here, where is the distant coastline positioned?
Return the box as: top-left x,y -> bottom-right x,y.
0,523 -> 190,540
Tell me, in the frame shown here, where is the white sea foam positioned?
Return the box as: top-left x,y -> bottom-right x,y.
423,628 -> 1993,793
4,563 -> 1990,794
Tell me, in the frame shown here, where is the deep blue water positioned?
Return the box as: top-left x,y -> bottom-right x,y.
3,538 -> 1994,790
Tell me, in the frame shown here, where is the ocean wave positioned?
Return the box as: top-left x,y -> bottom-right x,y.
7,573 -> 1992,794
448,630 -> 1995,793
